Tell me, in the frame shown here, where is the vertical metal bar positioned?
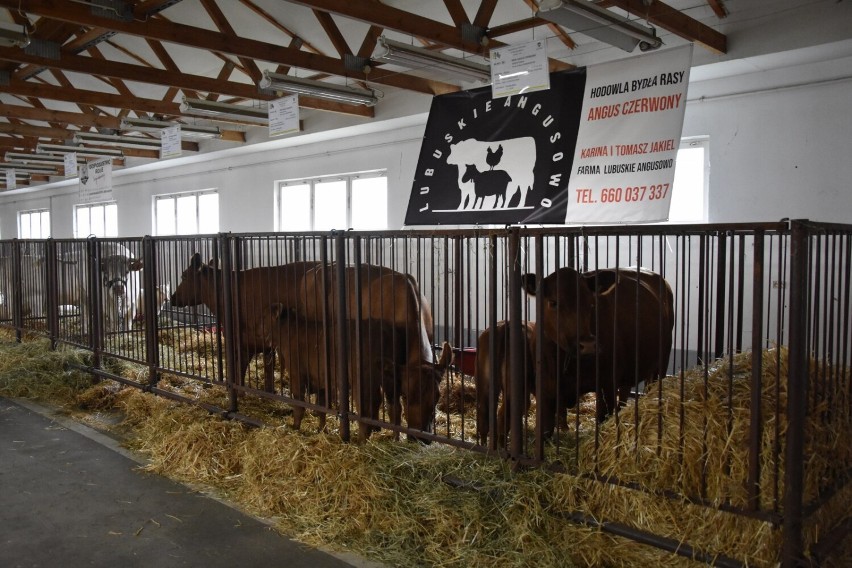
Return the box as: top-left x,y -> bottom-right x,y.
142,236 -> 160,387
352,236 -> 363,437
11,239 -> 22,342
45,239 -> 59,349
507,228 -> 524,462
696,235 -> 707,365
782,221 -> 809,567
487,235 -> 498,451
219,233 -> 239,414
714,233 -> 728,360
534,234 -> 545,462
748,231 -> 765,511
735,234 -> 746,353
334,233 -> 351,443
89,237 -> 103,368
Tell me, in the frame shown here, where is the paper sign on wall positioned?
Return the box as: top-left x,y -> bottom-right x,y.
79,157 -> 113,203
490,39 -> 550,99
269,95 -> 299,137
64,152 -> 77,178
160,125 -> 181,159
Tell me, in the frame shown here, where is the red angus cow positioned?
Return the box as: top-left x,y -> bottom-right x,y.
259,304 -> 452,442
169,253 -> 320,390
522,266 -> 674,422
474,320 -> 537,446
296,263 -> 449,438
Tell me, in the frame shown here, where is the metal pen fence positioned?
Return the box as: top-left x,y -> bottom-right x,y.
1,219 -> 849,567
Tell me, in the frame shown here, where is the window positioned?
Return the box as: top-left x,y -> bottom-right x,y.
75,202 -> 117,238
277,171 -> 388,231
154,190 -> 219,235
668,138 -> 709,223
18,209 -> 51,239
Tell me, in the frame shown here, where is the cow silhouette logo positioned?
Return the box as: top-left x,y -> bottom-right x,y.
405,67 -> 585,225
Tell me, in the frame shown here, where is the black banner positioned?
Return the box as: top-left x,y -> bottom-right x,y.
405,68 -> 586,225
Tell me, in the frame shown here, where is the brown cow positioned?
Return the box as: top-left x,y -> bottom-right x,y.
169,253 -> 320,390
522,266 -> 674,422
295,263 -> 450,438
474,320 -> 536,447
260,303 -> 452,441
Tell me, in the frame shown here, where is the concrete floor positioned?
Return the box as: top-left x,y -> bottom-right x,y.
0,397 -> 372,568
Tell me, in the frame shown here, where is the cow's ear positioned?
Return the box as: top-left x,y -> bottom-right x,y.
129,259 -> 143,271
190,253 -> 203,270
520,274 -> 537,296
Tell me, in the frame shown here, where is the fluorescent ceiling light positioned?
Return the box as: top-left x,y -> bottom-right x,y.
37,143 -> 124,159
0,162 -> 58,174
180,97 -> 269,125
73,132 -> 161,150
120,117 -> 222,140
0,22 -> 30,49
537,0 -> 662,52
375,36 -> 491,83
5,152 -> 85,165
258,71 -> 378,107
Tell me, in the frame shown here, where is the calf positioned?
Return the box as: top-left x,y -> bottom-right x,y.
296,263 -> 450,438
522,267 -> 674,422
474,320 -> 536,447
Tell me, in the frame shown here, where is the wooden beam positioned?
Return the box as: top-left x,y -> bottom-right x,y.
0,46 -> 374,118
0,0 -> 458,96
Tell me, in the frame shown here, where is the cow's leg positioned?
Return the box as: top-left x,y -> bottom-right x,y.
262,349 -> 276,392
291,370 -> 306,430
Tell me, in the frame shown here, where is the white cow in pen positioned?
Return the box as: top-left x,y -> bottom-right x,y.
446,137 -> 536,210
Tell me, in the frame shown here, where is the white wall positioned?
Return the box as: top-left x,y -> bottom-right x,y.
2,55 -> 851,237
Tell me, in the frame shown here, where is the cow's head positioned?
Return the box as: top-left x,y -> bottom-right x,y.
100,255 -> 142,297
399,341 -> 453,441
521,267 -> 597,356
170,253 -> 215,307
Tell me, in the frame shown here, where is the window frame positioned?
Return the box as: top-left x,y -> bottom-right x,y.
153,189 -> 220,236
18,208 -> 51,239
74,201 -> 118,238
275,170 -> 387,232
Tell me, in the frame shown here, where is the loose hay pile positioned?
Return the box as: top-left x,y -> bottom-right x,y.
1,329 -> 849,567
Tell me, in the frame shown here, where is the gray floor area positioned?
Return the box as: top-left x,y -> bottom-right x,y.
0,397 -> 369,568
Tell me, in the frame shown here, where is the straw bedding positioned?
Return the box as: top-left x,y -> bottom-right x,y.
1,327 -> 849,567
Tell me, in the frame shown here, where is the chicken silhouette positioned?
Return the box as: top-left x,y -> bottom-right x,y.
485,144 -> 503,171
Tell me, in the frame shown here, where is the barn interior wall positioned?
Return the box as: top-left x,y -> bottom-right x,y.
1,54 -> 850,237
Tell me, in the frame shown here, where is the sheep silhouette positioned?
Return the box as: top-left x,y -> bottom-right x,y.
461,163 -> 513,209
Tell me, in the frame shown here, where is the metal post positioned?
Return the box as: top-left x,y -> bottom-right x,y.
11,239 -> 22,342
487,235 -> 498,451
334,233 -> 351,442
142,236 -> 160,387
88,237 -> 103,368
507,228 -> 524,462
45,239 -> 59,349
219,233 -> 239,414
783,221 -> 809,567
748,231 -> 765,511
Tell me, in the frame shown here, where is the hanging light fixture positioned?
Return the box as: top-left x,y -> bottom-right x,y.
258,71 -> 378,106
36,143 -> 124,159
179,97 -> 269,125
375,36 -> 491,83
536,0 -> 662,52
72,132 -> 162,150
120,117 -> 222,140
